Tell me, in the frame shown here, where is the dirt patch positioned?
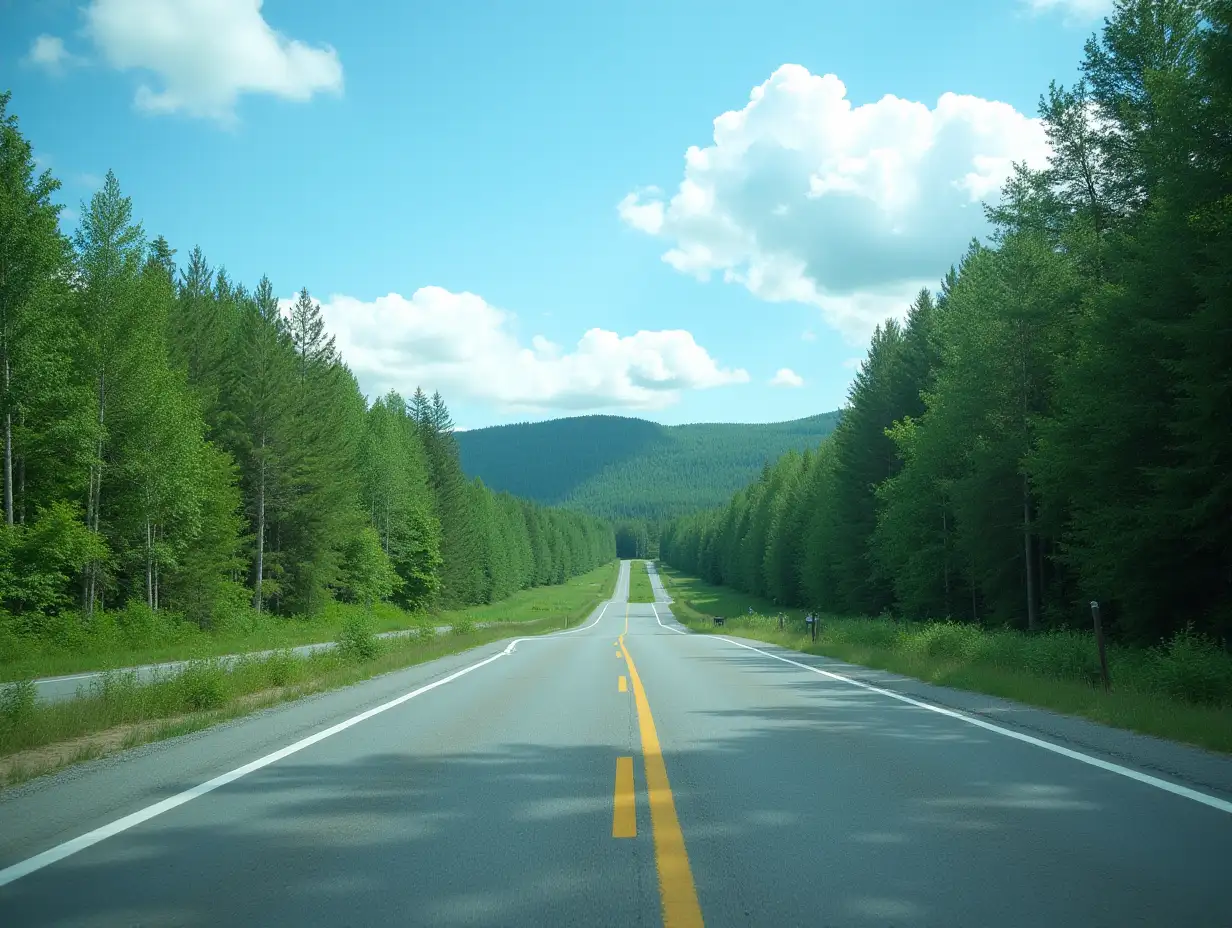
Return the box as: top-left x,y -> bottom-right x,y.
1,686 -> 292,788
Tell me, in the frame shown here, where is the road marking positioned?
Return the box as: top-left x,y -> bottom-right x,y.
0,648 -> 514,888
651,603 -> 687,635
501,601 -> 612,654
613,756 -> 637,838
718,636 -> 1232,816
2,585 -> 626,887
619,675 -> 628,693
620,634 -> 704,927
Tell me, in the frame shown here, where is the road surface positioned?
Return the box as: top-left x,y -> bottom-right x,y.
2,559 -> 1231,926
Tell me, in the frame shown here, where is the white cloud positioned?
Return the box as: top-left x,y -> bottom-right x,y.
620,65 -> 1051,342
841,356 -> 863,370
25,35 -> 83,73
82,0 -> 343,123
770,367 -> 804,388
1022,0 -> 1113,20
283,287 -> 749,412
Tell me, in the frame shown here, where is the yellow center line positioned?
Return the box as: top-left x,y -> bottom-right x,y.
618,675 -> 627,692
613,756 -> 637,838
619,633 -> 704,928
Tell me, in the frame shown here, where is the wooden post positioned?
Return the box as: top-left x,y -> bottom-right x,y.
1091,601 -> 1111,692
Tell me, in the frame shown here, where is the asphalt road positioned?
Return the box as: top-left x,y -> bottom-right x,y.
2,559 -> 1231,926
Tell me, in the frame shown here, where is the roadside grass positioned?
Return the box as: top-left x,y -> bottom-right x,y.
0,561 -> 620,683
627,560 -> 656,604
658,566 -> 1232,755
0,562 -> 619,787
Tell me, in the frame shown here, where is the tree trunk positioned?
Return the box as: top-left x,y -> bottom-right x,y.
17,448 -> 25,524
3,353 -> 12,527
254,443 -> 266,613
86,363 -> 106,617
941,505 -> 951,617
146,515 -> 154,609
153,524 -> 160,612
1023,473 -> 1039,632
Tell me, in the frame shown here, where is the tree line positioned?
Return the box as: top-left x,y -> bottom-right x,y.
662,0 -> 1231,647
0,91 -> 614,636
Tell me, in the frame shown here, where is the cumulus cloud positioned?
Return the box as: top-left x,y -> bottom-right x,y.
82,0 -> 343,122
1023,0 -> 1113,20
285,287 -> 749,412
25,35 -> 83,73
770,368 -> 804,388
620,65 -> 1051,341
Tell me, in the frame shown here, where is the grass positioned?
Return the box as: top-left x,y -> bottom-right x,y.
0,560 -> 620,682
658,565 -> 1232,755
627,560 -> 656,604
0,563 -> 619,787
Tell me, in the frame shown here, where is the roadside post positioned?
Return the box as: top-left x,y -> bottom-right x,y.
1090,601 -> 1111,692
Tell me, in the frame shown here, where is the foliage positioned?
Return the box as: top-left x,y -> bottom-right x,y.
455,412 -> 841,526
0,96 -> 616,656
664,2 -> 1232,650
660,566 -> 1232,752
336,614 -> 380,663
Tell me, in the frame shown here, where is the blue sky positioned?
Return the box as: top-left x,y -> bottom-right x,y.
2,0 -> 1107,429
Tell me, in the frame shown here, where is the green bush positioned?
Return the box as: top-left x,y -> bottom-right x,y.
450,615 -> 476,636
336,614 -> 380,662
174,660 -> 229,711
1146,627 -> 1232,706
258,650 -> 297,687
412,622 -> 437,643
0,679 -> 36,728
1018,630 -> 1100,682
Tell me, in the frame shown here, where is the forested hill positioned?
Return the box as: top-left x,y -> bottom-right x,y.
455,412 -> 841,522
663,3 -> 1232,649
0,90 -> 614,641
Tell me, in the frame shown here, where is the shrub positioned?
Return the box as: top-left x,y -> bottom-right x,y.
336,614 -> 380,662
450,615 -> 476,636
0,679 -> 36,728
259,650 -> 297,687
174,660 -> 229,711
1146,627 -> 1232,706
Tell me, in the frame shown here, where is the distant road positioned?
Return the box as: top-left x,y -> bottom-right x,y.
3,558 -> 1231,926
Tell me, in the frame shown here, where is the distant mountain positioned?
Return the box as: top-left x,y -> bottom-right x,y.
455,412 -> 841,523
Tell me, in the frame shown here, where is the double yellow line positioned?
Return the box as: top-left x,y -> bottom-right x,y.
614,604 -> 704,927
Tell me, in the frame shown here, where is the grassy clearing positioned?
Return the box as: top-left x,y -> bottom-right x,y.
0,563 -> 619,787
0,561 -> 620,682
658,566 -> 1232,755
627,560 -> 656,603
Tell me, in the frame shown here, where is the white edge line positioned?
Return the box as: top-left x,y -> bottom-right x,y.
717,635 -> 1232,815
502,600 -> 612,654
0,648 -> 511,888
650,602 -> 686,634
2,578 -> 623,886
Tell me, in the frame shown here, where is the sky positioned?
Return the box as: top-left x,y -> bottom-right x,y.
2,0 -> 1111,429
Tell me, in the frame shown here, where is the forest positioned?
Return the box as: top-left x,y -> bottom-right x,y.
456,411 -> 840,552
663,0 -> 1232,649
0,92 -> 615,652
